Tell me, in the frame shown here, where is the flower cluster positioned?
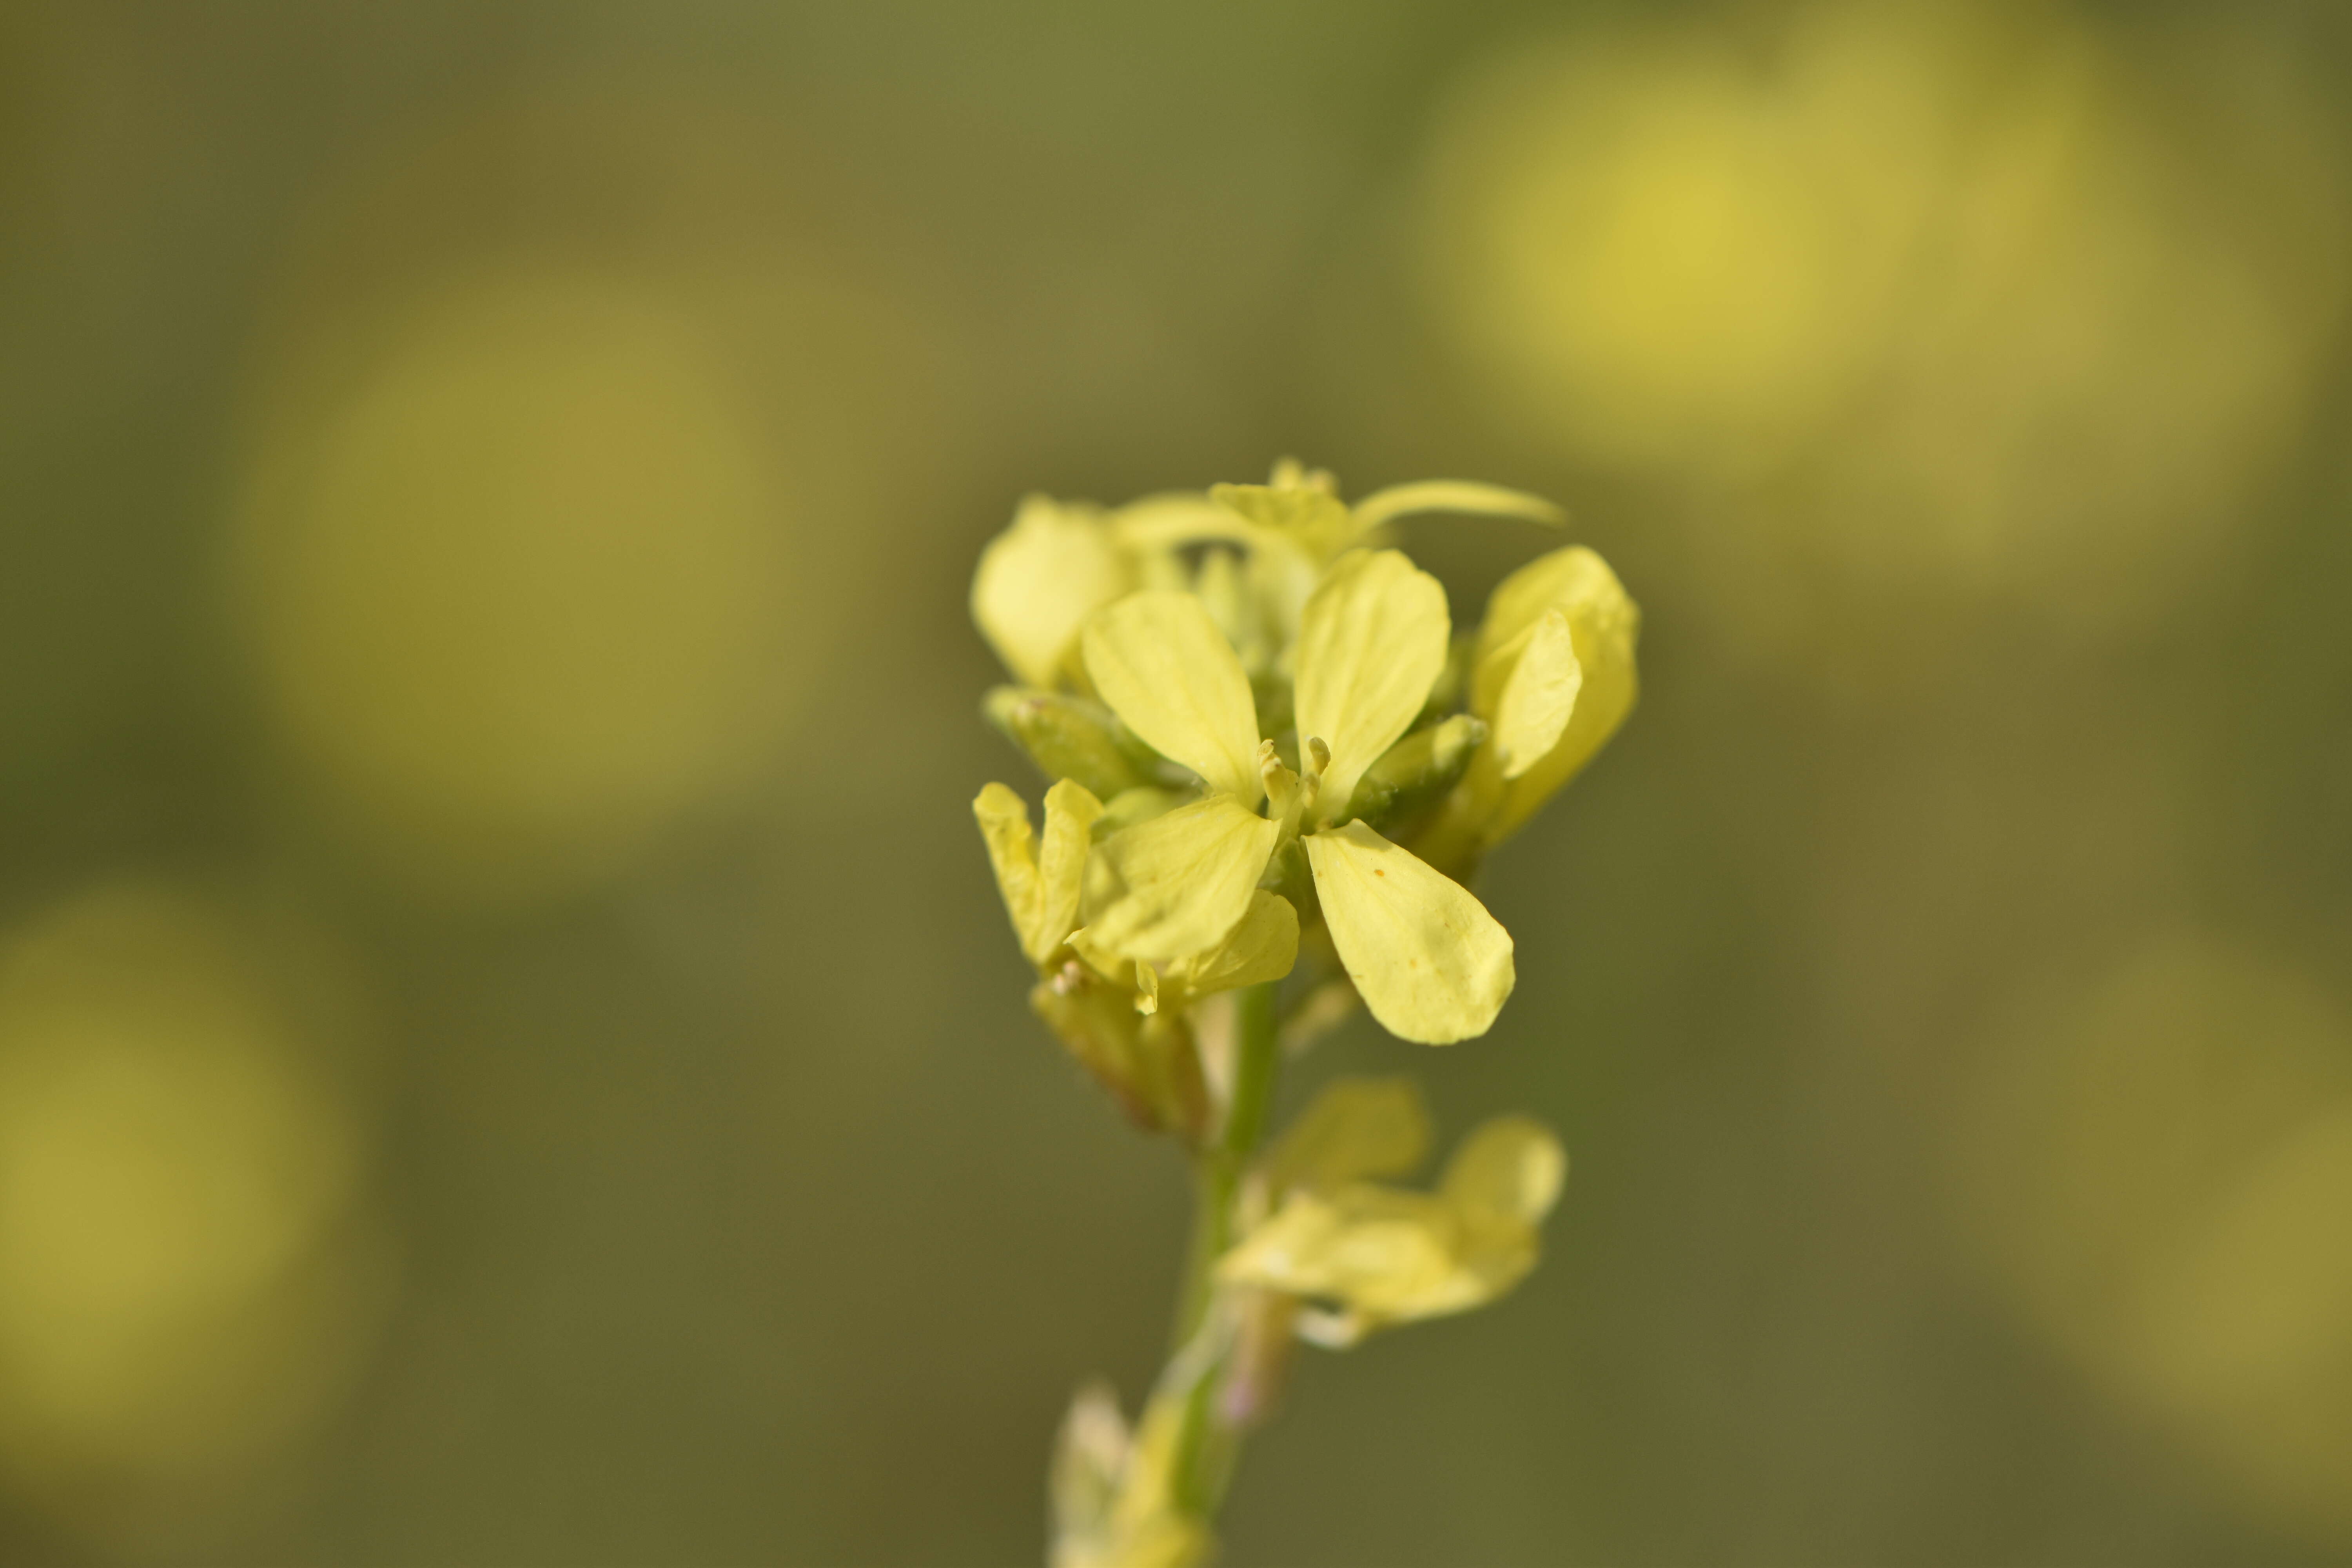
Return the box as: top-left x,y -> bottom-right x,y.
969,461 -> 1637,1566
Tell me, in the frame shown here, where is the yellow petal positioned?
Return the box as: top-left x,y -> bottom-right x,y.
1266,456 -> 1339,492
1303,822 -> 1514,1045
1192,546 -> 1272,674
1439,1115 -> 1567,1228
1480,608 -> 1582,781
1220,1179 -> 1543,1334
1080,794 -> 1279,965
1252,544 -> 1318,652
971,495 -> 1131,688
1217,1186 -> 1462,1313
1292,550 -> 1450,818
975,783 -> 1047,964
1065,923 -> 1131,988
1221,1118 -> 1560,1340
1082,591 -> 1263,802
974,780 -> 1105,967
1091,1394 -> 1216,1568
1263,1076 -> 1432,1195
1049,1380 -> 1130,1545
1036,780 -> 1108,960
1471,546 -> 1639,841
1099,786 -> 1187,837
1166,890 -> 1298,1001
1350,479 -> 1564,534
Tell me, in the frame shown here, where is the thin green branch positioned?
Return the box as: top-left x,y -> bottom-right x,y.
1169,981 -> 1282,1349
1161,979 -> 1283,1519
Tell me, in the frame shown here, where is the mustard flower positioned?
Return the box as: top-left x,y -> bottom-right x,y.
1073,548 -> 1517,1043
966,463 -> 1637,1566
1220,1075 -> 1566,1347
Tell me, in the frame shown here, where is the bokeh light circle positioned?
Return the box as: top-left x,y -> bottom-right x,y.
1416,16 -> 1934,467
0,884 -> 383,1544
1951,936 -> 2352,1543
1416,3 -> 2349,629
237,269 -> 801,897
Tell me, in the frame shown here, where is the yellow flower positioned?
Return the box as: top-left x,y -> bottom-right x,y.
1114,465 -> 1566,570
1256,1074 -> 1433,1196
1071,889 -> 1299,1019
1048,1381 -> 1212,1568
971,462 -> 1566,696
974,776 -> 1232,1142
973,492 -> 1157,689
974,777 -> 1284,1136
1114,465 -> 1565,668
973,777 -> 1105,969
1469,544 -> 1640,842
1410,545 -> 1641,871
1076,551 -> 1516,1045
1220,1078 -> 1566,1347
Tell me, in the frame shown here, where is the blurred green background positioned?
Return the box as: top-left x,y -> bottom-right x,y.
4,1 -> 2351,1563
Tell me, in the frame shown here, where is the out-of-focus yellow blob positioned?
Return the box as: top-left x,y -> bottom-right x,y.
0,886 -> 379,1539
1417,4 -> 2348,629
1950,936 -> 2352,1544
238,270 -> 798,897
1418,8 -> 1946,465
1839,22 -> 2347,619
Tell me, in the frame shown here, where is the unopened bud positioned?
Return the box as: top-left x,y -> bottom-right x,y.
985,687 -> 1160,801
1256,837 -> 1316,924
1340,714 -> 1488,831
1218,1291 -> 1300,1430
1030,978 -> 1211,1145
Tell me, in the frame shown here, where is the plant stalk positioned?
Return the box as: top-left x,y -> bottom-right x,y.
1170,981 -> 1282,1347
1161,979 -> 1283,1518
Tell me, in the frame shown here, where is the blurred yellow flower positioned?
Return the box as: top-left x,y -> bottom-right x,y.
1952,935 -> 2352,1543
1415,2 -> 2349,631
1048,1380 -> 1212,1568
1221,1086 -> 1566,1347
0,885 -> 385,1547
1257,1074 -> 1432,1196
1418,11 -> 1933,465
972,464 -> 1563,700
236,270 -> 802,898
972,495 -> 1134,690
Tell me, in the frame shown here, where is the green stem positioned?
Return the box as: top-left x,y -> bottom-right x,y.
1162,979 -> 1282,1516
1170,982 -> 1282,1348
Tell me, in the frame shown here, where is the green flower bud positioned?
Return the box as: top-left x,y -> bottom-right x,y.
1030,972 -> 1211,1143
985,686 -> 1159,800
1255,835 -> 1317,927
1340,714 -> 1489,832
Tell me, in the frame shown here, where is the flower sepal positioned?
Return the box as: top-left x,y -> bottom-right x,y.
1031,967 -> 1212,1144
1340,713 -> 1488,833
984,686 -> 1167,801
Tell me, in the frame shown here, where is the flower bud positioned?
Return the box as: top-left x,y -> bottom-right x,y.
985,686 -> 1161,801
1031,974 -> 1211,1143
1341,714 -> 1488,831
1217,1291 -> 1299,1430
